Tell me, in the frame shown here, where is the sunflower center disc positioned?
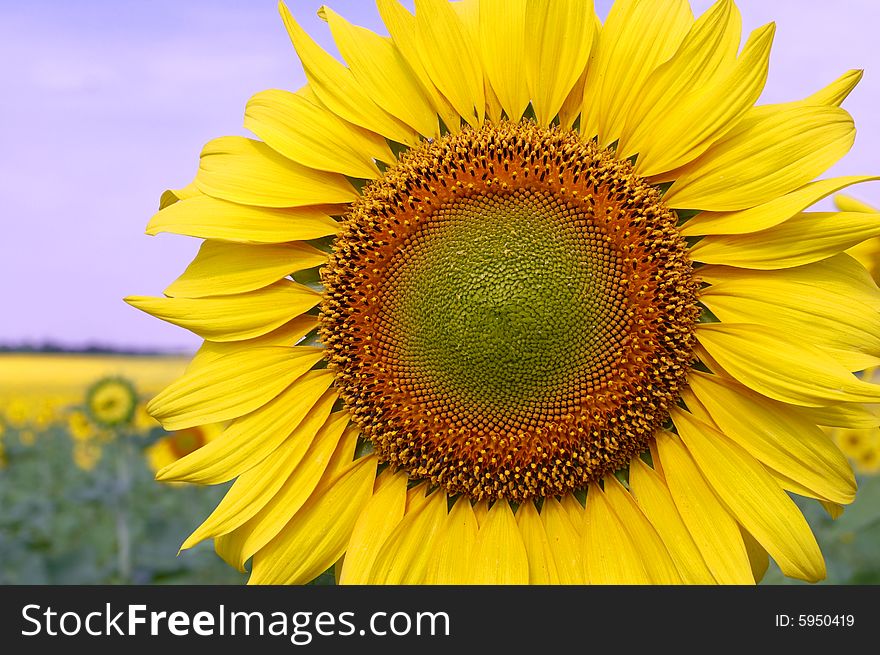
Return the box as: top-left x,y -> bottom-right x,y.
321,121 -> 699,501
391,191 -> 625,424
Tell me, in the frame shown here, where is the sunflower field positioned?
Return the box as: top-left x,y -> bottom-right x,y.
0,353 -> 878,585
0,353 -> 341,585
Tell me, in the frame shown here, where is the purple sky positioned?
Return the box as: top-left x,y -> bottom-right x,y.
1,0 -> 878,353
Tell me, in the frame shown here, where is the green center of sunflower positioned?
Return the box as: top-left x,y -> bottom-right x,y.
321,120 -> 699,501
387,190 -> 626,430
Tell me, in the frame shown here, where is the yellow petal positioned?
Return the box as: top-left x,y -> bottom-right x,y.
805,69 -> 864,107
629,23 -> 773,176
560,494 -> 585,534
672,409 -> 826,583
126,280 -> 319,342
367,487 -> 448,584
698,254 -> 880,311
581,0 -> 693,144
186,315 -> 318,372
320,423 -> 362,488
249,454 -> 378,585
664,106 -> 855,211
146,195 -> 340,243
740,527 -> 770,583
691,211 -> 880,269
179,389 -> 338,546
681,176 -> 880,236
515,501 -> 559,585
700,272 -> 880,368
146,346 -> 324,431
450,0 -> 503,124
196,136 -> 357,208
681,384 -> 851,508
478,0 -> 529,121
375,0 -> 462,133
820,501 -> 846,520
410,0 -> 484,126
799,402 -> 880,430
405,482 -> 432,514
582,483 -> 650,584
695,323 -> 880,407
835,194 -> 877,213
745,69 -> 864,124
322,7 -> 438,138
686,371 -> 856,504
558,68 -> 588,130
156,372 -> 334,484
524,0 -> 595,127
244,88 -> 392,178
655,430 -> 754,584
603,476 -> 683,584
159,182 -> 200,210
618,0 -> 745,170
629,458 -> 716,584
338,469 -> 408,585
426,497 -> 479,584
540,497 -> 585,584
278,2 -> 418,146
164,240 -> 325,299
471,501 -> 529,584
764,467 -> 834,503
215,411 -> 352,571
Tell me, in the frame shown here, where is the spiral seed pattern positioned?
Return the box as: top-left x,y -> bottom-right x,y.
321,121 -> 699,501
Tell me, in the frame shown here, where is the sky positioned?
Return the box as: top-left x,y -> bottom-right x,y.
1,0 -> 878,353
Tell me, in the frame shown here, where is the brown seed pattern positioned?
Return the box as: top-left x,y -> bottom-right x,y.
320,121 -> 699,501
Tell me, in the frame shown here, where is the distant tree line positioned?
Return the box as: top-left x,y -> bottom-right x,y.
0,343 -> 180,356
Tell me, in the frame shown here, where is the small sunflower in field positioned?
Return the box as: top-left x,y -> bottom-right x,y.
85,377 -> 138,430
146,423 -> 224,476
130,0 -> 879,584
830,426 -> 880,475
68,410 -> 97,442
2,398 -> 31,431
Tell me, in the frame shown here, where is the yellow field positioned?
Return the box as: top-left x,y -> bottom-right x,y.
0,353 -> 190,427
0,353 -> 189,393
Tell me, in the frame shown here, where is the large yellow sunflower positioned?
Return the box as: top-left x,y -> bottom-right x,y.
127,0 -> 880,584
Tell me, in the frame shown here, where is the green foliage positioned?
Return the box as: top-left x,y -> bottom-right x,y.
0,427 -> 246,585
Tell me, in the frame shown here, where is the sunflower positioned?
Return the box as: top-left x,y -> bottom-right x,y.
831,427 -> 880,475
146,423 -> 223,475
85,377 -> 138,429
828,364 -> 880,476
127,0 -> 880,584
68,410 -> 97,442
